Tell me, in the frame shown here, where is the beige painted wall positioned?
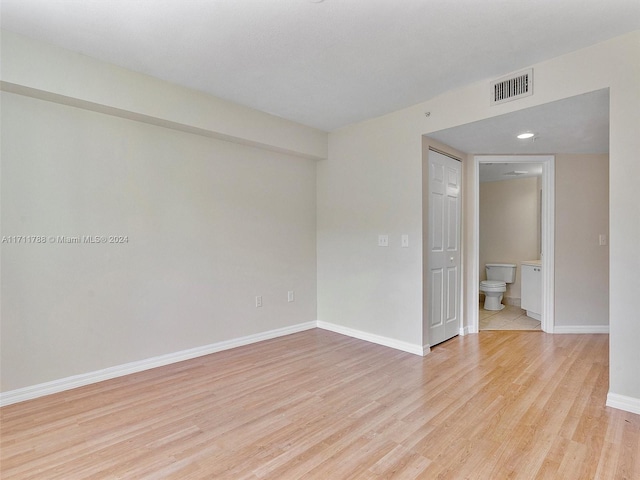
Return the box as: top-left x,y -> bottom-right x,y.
1,91 -> 318,391
555,154 -> 609,327
317,110 -> 424,347
479,176 -> 540,302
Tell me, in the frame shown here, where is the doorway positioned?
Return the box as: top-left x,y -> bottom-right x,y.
470,155 -> 555,333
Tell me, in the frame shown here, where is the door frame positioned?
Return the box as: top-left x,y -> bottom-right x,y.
469,155 -> 555,333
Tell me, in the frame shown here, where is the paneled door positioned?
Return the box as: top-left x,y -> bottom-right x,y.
427,150 -> 461,346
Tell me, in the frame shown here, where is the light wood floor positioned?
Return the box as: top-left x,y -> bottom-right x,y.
2,329 -> 639,479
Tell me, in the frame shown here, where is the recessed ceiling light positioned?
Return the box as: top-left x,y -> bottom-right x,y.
517,132 -> 535,139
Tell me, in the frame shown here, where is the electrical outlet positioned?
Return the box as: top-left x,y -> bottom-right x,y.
288,291 -> 294,302
378,234 -> 389,247
255,296 -> 262,308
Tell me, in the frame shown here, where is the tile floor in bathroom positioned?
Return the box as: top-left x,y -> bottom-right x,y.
479,303 -> 541,331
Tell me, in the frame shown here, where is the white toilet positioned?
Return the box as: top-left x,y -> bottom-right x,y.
480,263 -> 517,311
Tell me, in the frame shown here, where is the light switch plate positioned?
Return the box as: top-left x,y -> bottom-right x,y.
599,234 -> 607,246
378,234 -> 389,247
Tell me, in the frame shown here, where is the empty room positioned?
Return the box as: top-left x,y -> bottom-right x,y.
1,1 -> 639,478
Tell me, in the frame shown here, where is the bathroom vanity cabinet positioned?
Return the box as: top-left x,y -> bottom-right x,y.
521,261 -> 542,320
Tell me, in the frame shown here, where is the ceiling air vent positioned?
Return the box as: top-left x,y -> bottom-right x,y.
490,68 -> 533,106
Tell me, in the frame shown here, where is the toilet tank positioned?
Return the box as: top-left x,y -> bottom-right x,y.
485,264 -> 517,283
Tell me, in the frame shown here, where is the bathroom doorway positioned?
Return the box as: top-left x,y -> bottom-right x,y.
478,160 -> 542,330
472,155 -> 555,333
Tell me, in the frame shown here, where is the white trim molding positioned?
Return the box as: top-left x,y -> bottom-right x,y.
553,325 -> 610,334
0,322 -> 316,407
606,392 -> 640,415
317,321 -> 427,356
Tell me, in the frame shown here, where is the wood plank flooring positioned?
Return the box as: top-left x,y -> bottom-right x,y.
1,329 -> 639,479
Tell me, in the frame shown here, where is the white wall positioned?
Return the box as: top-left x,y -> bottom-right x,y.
0,32 -> 323,393
317,116 -> 424,351
318,31 -> 640,407
0,30 -> 327,160
479,176 -> 540,302
555,154 -> 609,328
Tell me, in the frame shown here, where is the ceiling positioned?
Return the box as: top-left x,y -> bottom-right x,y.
478,163 -> 543,183
1,0 -> 638,136
429,89 -> 610,156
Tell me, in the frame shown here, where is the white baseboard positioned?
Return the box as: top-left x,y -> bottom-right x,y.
606,392 -> 640,415
2,318 -> 622,408
317,321 -> 426,356
0,321 -> 316,407
553,325 -> 610,334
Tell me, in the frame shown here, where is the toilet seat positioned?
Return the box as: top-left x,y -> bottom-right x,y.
480,280 -> 506,292
480,280 -> 507,311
